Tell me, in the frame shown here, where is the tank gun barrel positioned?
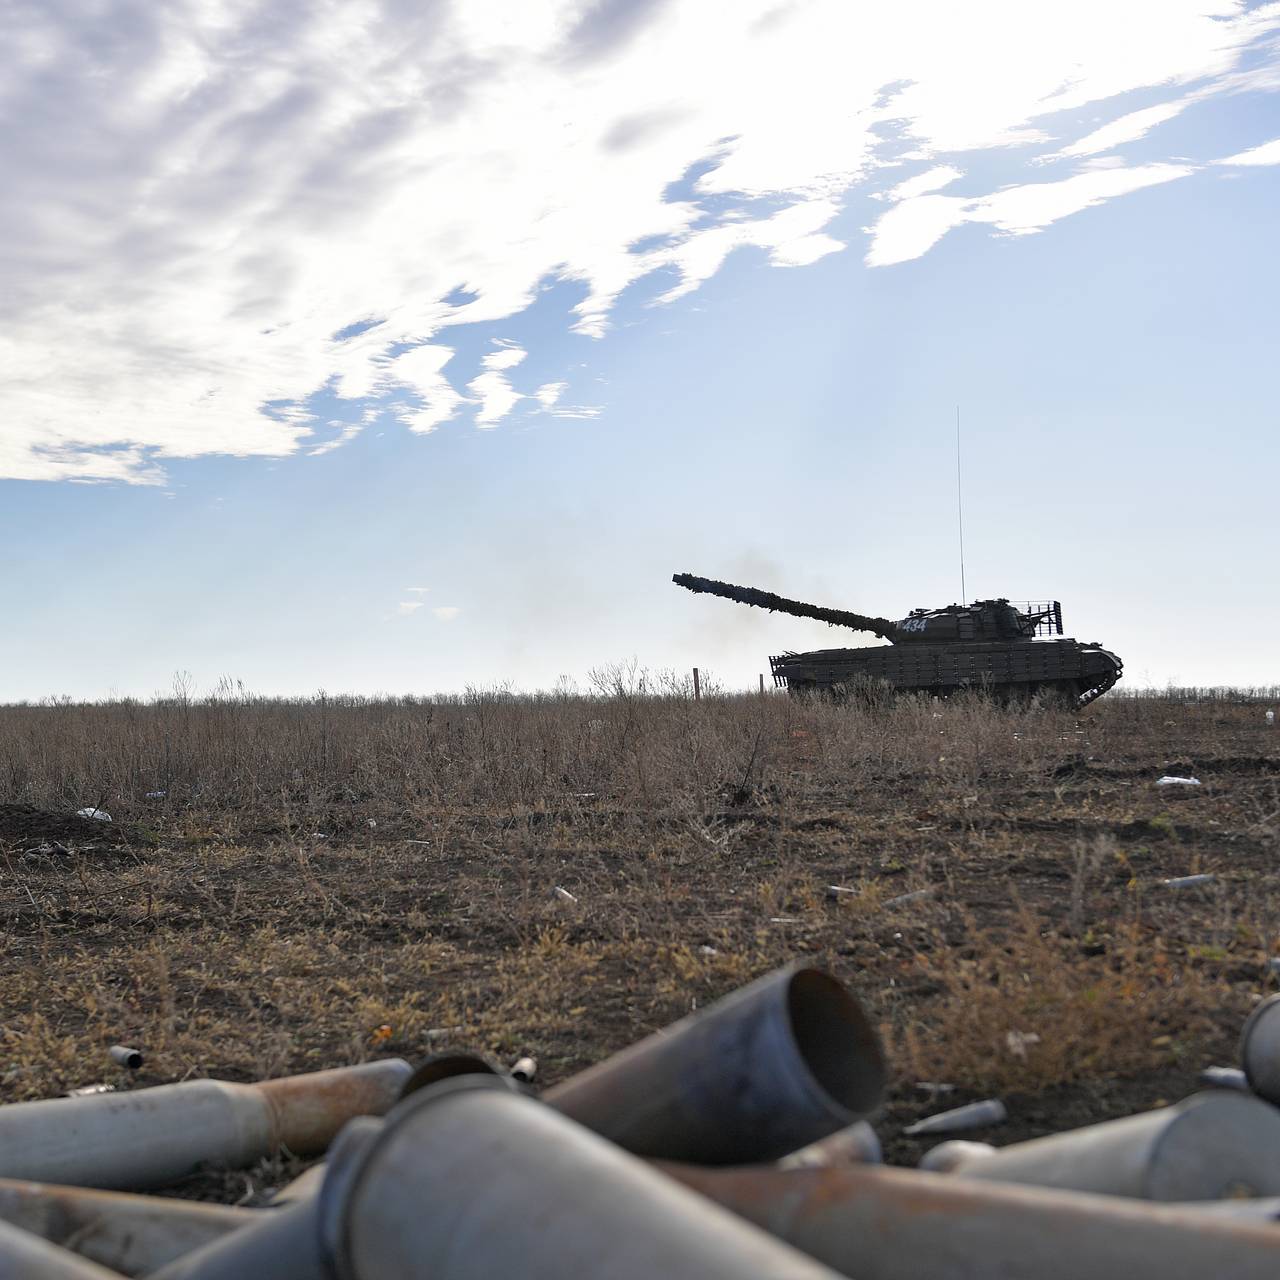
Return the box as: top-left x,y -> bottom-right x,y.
673,574 -> 897,641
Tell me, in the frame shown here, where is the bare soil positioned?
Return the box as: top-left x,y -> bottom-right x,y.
0,692 -> 1276,1196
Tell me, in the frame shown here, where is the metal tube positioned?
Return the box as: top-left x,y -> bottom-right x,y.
903,1098 -> 1006,1136
943,1091 -> 1280,1200
917,1140 -> 995,1173
318,1077 -> 847,1280
1242,993 -> 1280,1105
268,1163 -> 326,1207
254,1059 -> 413,1155
0,1059 -> 410,1190
0,1179 -> 253,1277
146,1197 -> 325,1280
398,1052 -> 503,1100
778,1121 -> 882,1168
659,1161 -> 1280,1280
545,964 -> 886,1163
0,1216 -> 127,1279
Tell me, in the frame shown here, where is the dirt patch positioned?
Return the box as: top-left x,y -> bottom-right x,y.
0,803 -> 132,848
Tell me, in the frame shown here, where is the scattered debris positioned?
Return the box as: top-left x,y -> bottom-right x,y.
423,1027 -> 466,1043
778,1121 -> 882,1169
1161,873 -> 1216,889
697,945 -> 718,956
2,965 -> 1279,1277
943,1092 -> 1280,1200
1004,1030 -> 1041,1059
145,790 -> 167,799
1242,994 -> 1280,1106
75,807 -> 111,822
1156,775 -> 1201,787
824,885 -> 858,900
883,887 -> 933,910
108,1045 -> 143,1070
510,1057 -> 537,1084
904,1098 -> 1008,1137
550,885 -> 577,904
918,1140 -> 996,1172
1199,1066 -> 1249,1091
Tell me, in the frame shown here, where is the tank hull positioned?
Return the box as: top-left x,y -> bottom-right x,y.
771,639 -> 1122,708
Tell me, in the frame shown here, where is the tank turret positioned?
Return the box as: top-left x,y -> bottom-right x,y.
671,575 -> 1063,645
672,573 -> 1121,707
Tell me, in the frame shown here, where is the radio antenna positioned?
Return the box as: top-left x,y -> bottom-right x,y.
955,404 -> 967,605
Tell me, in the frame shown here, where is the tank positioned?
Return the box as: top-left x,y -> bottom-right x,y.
673,574 -> 1123,708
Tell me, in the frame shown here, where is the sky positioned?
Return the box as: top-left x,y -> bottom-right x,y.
2,0 -> 1278,700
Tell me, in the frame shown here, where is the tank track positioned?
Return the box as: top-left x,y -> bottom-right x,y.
1076,650 -> 1123,710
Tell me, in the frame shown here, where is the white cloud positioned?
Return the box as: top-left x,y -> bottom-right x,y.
649,198 -> 845,305
432,606 -> 462,622
1217,137 -> 1280,165
867,162 -> 1196,265
308,421 -> 364,456
530,380 -> 603,419
467,340 -> 528,426
866,193 -> 972,267
482,341 -> 527,372
886,166 -> 964,201
4,1 -> 1277,481
404,586 -> 430,595
386,346 -> 467,435
396,601 -> 425,616
468,371 -> 524,428
1054,101 -> 1191,158
971,163 -> 1196,235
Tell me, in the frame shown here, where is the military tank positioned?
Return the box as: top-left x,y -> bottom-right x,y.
673,573 -> 1122,708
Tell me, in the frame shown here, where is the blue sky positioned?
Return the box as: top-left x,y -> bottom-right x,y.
2,1 -> 1278,699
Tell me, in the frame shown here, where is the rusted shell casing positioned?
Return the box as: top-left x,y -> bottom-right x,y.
319,1076 -> 846,1280
946,1091 -> 1280,1200
0,1215 -> 127,1278
778,1120 -> 882,1168
254,1059 -> 413,1155
1241,993 -> 1280,1105
659,1161 -> 1280,1280
918,1140 -> 995,1173
0,1178 -> 254,1276
398,1052 -> 503,1099
545,965 -> 886,1163
0,1059 -> 410,1190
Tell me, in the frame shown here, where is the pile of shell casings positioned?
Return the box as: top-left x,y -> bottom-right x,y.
2,971 -> 1280,1279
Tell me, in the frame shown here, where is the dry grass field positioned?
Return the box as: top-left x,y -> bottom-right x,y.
1,679 -> 1277,1195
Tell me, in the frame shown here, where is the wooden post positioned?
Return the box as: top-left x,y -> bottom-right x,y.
692,667 -> 701,702
759,673 -> 765,695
